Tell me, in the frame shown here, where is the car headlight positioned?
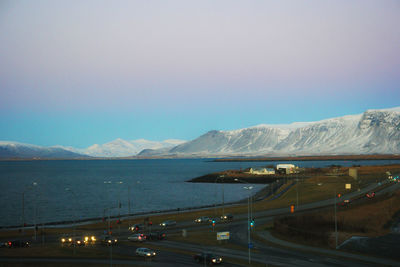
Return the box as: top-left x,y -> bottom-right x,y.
68,238 -> 72,242
212,259 -> 216,262
61,238 -> 65,242
108,240 -> 112,243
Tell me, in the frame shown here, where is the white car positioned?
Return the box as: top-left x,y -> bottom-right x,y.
128,233 -> 146,242
159,220 -> 176,227
136,247 -> 156,257
195,216 -> 210,223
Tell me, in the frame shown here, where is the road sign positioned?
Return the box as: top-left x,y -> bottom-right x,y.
248,243 -> 253,248
217,231 -> 230,240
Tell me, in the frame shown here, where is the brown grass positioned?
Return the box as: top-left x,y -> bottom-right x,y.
273,188 -> 400,248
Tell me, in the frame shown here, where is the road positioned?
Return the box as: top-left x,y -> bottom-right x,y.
2,180 -> 399,266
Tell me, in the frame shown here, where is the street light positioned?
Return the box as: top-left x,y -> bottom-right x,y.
215,175 -> 225,217
65,187 -> 77,256
234,178 -> 253,264
21,182 -> 37,236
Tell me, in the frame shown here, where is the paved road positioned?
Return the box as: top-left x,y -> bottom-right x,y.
2,180 -> 399,266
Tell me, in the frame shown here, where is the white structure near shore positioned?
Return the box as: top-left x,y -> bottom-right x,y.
247,168 -> 275,175
276,164 -> 298,174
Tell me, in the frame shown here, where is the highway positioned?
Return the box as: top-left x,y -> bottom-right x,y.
1,180 -> 399,266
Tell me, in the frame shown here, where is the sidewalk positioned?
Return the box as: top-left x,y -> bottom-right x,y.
257,231 -> 400,267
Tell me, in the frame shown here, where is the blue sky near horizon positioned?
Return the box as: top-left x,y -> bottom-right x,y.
1,0 -> 399,148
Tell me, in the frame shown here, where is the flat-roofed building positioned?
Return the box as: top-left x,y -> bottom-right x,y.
276,164 -> 298,174
248,167 -> 275,175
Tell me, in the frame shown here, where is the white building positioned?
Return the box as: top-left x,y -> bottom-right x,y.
248,168 -> 275,175
276,164 -> 298,174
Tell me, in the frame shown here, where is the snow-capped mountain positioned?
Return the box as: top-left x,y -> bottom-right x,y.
64,138 -> 186,157
139,107 -> 400,157
0,141 -> 86,159
0,139 -> 186,158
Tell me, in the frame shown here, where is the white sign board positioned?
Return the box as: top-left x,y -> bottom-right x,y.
345,184 -> 351,190
217,231 -> 230,240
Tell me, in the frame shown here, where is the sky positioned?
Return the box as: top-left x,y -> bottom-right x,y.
1,0 -> 399,148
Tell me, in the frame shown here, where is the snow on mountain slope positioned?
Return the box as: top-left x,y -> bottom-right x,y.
142,107 -> 400,157
0,141 -> 86,159
67,138 -> 186,157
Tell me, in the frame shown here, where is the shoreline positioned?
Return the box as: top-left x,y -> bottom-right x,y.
1,154 -> 400,161
0,184 -> 271,230
213,154 -> 400,162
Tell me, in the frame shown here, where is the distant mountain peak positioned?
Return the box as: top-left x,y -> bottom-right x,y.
140,107 -> 400,157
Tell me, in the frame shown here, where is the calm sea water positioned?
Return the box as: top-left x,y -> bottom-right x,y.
1,158 -> 399,227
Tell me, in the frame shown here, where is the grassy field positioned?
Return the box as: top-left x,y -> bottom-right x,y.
272,186 -> 400,249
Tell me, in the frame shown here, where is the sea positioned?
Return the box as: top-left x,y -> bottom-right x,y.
1,158 -> 399,228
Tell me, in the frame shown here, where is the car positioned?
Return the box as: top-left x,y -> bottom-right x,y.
366,192 -> 376,198
159,220 -> 176,227
101,235 -> 118,246
83,235 -> 97,245
128,233 -> 146,242
60,236 -> 71,245
193,252 -> 223,265
73,237 -> 85,246
135,247 -> 156,257
129,223 -> 144,232
6,240 -> 30,248
220,214 -> 233,221
195,216 -> 210,223
338,199 -> 350,206
144,232 -> 166,241
60,236 -> 84,246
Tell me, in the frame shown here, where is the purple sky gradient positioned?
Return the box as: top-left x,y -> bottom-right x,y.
1,0 -> 399,147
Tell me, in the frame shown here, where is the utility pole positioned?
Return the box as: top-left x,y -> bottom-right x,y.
247,193 -> 251,264
334,189 -> 338,249
221,175 -> 225,216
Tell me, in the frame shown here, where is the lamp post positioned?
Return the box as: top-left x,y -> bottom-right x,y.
116,181 -> 123,236
214,175 -> 225,217
32,182 -> 38,241
65,188 -> 77,256
103,181 -> 113,235
21,182 -> 37,236
334,189 -> 338,249
234,178 -> 253,264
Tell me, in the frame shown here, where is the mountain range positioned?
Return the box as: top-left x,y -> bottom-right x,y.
0,139 -> 185,159
140,107 -> 400,157
1,107 -> 399,159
